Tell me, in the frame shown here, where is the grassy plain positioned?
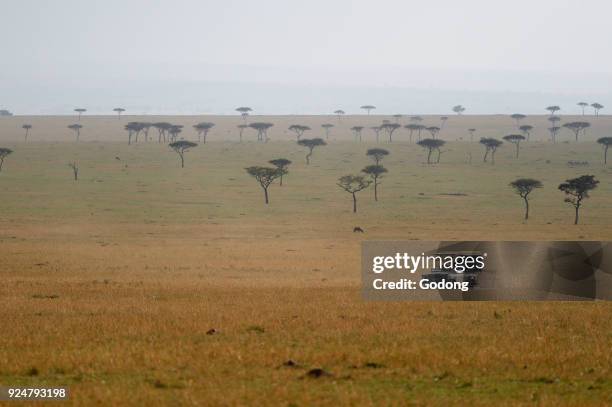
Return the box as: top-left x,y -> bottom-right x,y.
0,114 -> 611,405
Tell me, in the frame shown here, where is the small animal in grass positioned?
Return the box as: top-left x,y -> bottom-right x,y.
353,226 -> 364,233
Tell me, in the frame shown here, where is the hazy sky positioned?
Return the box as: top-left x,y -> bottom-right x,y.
1,0 -> 611,114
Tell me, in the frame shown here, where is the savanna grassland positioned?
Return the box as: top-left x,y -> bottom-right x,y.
0,114 -> 611,406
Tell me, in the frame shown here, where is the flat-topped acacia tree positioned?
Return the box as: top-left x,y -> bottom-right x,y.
509,178 -> 543,220
22,124 -> 32,141
269,158 -> 291,186
245,166 -> 285,204
362,165 -> 387,201
74,108 -> 86,121
597,137 -> 612,164
480,137 -> 503,164
236,107 -> 252,123
334,110 -> 345,121
519,125 -> 534,141
321,124 -> 334,140
410,115 -> 423,122
510,113 -> 526,127
548,126 -> 561,143
113,107 -> 125,119
168,125 -> 183,142
546,105 -> 561,116
153,122 -> 172,143
370,126 -> 383,143
297,138 -> 326,165
381,123 -> 401,142
440,116 -> 449,129
366,148 -> 389,165
558,175 -> 599,225
393,114 -> 403,123
578,102 -> 589,115
68,124 -> 83,141
563,121 -> 590,141
360,105 -> 376,115
452,105 -> 466,115
503,134 -> 526,158
404,124 -> 421,143
0,148 -> 13,172
125,122 -> 144,144
193,122 -> 215,143
249,122 -> 273,142
169,140 -> 197,168
591,103 -> 604,116
417,138 -> 446,164
288,125 -> 310,141
337,175 -> 371,213
350,126 -> 364,142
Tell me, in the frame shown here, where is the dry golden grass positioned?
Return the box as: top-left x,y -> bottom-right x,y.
0,115 -> 611,405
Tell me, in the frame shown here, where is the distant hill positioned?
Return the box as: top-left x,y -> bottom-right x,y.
0,109 -> 13,116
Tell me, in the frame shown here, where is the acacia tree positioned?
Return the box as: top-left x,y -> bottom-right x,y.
237,124 -> 248,142
68,162 -> 79,181
288,124 -> 311,141
337,175 -> 371,213
74,108 -> 86,121
269,158 -> 291,186
563,121 -> 590,141
425,126 -> 440,139
597,137 -> 612,164
452,105 -> 466,115
410,115 -> 423,122
480,137 -> 503,164
591,103 -> 604,116
113,107 -> 125,119
509,178 -> 542,220
350,126 -> 364,142
370,126 -> 383,143
297,138 -> 326,165
393,114 -> 403,123
558,175 -> 599,225
366,148 -> 389,165
168,125 -> 183,142
467,128 -> 476,142
0,148 -> 13,172
362,165 -> 387,201
381,123 -> 401,143
546,105 -> 560,116
245,166 -> 284,204
404,124 -> 420,143
169,140 -> 197,168
249,122 -> 273,142
68,124 -> 83,141
548,126 -> 561,143
510,113 -> 526,128
193,122 -> 215,143
360,105 -> 376,115
153,122 -> 172,143
503,134 -> 526,158
417,138 -> 446,164
140,122 -> 152,142
334,110 -> 345,121
22,124 -> 32,141
321,123 -> 334,140
236,107 -> 252,123
578,102 -> 589,116
519,124 -> 534,141
125,122 -> 143,144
